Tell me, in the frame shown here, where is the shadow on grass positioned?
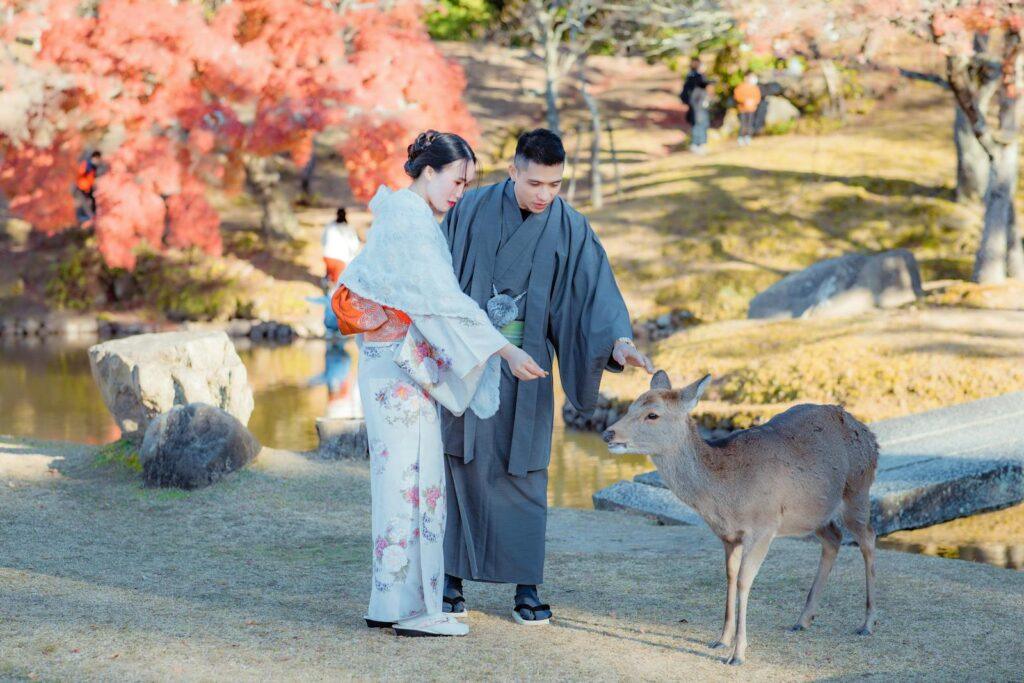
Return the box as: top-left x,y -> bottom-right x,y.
619,164 -> 953,203
555,616 -> 726,662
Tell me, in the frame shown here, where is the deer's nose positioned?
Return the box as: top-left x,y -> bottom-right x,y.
602,429 -> 615,444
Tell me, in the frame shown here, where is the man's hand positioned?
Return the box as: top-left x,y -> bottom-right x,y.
613,339 -> 654,374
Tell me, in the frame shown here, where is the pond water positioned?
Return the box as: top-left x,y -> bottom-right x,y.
0,337 -> 651,509
1,337 -> 1020,570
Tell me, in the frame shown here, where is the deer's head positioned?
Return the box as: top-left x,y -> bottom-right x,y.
603,371 -> 711,456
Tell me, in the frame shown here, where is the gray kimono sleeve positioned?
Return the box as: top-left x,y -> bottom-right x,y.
548,222 -> 633,416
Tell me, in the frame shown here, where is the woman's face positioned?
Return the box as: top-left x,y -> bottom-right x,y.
423,159 -> 476,214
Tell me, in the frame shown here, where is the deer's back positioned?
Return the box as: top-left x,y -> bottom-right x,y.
703,404 -> 878,536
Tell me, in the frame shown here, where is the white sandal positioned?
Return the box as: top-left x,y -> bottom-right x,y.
394,614 -> 469,637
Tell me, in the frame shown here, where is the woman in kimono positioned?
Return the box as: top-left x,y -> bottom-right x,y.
334,131 -> 547,637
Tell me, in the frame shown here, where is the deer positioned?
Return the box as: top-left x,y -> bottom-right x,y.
602,371 -> 879,666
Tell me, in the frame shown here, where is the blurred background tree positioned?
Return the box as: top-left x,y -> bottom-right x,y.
0,0 -> 478,270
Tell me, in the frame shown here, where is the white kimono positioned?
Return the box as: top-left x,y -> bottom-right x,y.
339,186 -> 507,623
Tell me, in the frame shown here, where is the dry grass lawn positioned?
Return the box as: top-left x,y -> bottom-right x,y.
2,436 -> 1022,681
599,308 -> 1024,429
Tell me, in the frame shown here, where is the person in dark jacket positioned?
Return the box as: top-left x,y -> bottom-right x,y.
753,81 -> 784,134
679,58 -> 709,128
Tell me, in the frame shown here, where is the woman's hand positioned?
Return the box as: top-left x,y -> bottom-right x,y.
498,344 -> 548,381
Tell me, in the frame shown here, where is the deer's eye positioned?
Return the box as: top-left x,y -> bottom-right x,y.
646,413 -> 659,421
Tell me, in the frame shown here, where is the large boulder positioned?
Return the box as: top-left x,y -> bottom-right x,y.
748,249 -> 924,320
140,403 -> 261,489
89,330 -> 254,443
764,96 -> 800,127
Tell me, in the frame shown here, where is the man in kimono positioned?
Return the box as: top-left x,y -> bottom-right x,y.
440,129 -> 653,624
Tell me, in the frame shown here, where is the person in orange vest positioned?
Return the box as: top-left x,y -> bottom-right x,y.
75,150 -> 102,221
734,74 -> 762,146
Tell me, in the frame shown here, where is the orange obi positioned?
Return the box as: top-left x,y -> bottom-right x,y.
331,285 -> 410,341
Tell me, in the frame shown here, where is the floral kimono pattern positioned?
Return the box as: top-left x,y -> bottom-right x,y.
360,313 -> 505,622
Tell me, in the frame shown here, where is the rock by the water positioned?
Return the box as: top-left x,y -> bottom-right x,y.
316,417 -> 369,459
748,249 -> 924,320
764,96 -> 800,127
88,330 -> 254,442
140,403 -> 260,489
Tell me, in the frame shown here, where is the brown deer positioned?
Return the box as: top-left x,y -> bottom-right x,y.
603,371 -> 879,666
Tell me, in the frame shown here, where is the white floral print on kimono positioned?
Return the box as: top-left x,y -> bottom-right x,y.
362,341 -> 447,620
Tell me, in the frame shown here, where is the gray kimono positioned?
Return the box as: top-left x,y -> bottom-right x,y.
441,179 -> 632,584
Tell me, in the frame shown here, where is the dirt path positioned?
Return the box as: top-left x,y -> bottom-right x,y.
2,437 -> 1021,681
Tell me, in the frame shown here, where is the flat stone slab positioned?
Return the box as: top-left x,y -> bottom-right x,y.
592,480 -> 706,527
596,392 -> 1024,535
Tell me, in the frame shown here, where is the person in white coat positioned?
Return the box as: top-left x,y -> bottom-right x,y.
322,207 -> 361,286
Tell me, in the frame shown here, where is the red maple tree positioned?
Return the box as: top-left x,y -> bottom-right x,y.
0,0 -> 478,270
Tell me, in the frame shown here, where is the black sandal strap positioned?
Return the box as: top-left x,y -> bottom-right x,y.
443,595 -> 466,606
514,603 -> 551,614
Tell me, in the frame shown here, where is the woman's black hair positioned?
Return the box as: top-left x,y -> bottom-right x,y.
404,130 -> 477,179
335,207 -> 347,223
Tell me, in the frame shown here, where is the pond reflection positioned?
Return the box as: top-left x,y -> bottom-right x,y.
0,336 -> 648,508
878,502 -> 1024,571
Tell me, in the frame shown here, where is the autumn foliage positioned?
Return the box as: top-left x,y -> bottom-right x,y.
0,0 -> 478,269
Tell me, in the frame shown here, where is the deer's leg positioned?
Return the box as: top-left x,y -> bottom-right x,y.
710,539 -> 741,649
843,495 -> 878,635
728,532 -> 774,666
792,521 -> 842,631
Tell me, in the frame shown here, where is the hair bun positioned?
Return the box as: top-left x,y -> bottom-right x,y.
407,130 -> 439,162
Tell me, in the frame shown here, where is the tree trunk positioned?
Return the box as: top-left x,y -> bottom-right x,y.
544,72 -> 561,135
567,124 -> 582,204
973,142 -> 1021,283
543,32 -> 561,136
954,59 -> 998,204
954,106 -> 990,202
243,155 -> 299,240
972,36 -> 1024,283
820,59 -> 846,120
606,120 -> 622,198
580,74 -> 602,209
299,144 -> 317,199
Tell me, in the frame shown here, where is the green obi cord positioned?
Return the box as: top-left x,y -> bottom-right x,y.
500,320 -> 524,347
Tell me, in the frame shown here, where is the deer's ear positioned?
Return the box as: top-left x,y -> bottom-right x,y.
650,370 -> 672,391
678,374 -> 712,412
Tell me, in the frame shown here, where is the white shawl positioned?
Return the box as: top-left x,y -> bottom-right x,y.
339,186 -> 506,418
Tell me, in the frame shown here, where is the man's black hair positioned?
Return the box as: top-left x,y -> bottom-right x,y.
514,129 -> 565,168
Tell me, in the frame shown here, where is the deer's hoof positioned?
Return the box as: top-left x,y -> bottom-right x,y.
709,640 -> 728,649
856,626 -> 874,636
726,656 -> 745,666
789,623 -> 807,632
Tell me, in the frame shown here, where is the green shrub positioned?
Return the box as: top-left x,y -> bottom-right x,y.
46,238 -> 108,311
762,119 -> 796,136
425,0 -> 497,40
94,439 -> 142,473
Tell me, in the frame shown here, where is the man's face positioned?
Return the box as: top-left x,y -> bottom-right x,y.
509,161 -> 564,214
